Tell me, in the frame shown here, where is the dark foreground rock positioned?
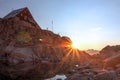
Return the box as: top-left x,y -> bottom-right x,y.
94,70 -> 119,80
0,62 -> 58,80
65,64 -> 120,80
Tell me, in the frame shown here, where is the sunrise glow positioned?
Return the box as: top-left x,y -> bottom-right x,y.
71,42 -> 79,49
0,0 -> 119,50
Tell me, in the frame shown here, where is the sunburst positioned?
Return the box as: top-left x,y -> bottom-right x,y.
56,42 -> 81,72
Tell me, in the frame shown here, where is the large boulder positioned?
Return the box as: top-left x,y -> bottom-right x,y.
5,47 -> 35,64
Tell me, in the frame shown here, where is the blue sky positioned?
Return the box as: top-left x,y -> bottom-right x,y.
0,0 -> 120,50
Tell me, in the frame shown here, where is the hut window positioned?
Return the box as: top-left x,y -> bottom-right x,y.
24,11 -> 26,13
24,16 -> 27,20
20,14 -> 23,16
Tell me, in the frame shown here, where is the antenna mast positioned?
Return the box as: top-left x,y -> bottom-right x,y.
11,8 -> 14,11
52,20 -> 53,31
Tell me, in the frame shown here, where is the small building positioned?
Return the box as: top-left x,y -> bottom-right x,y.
3,7 -> 39,29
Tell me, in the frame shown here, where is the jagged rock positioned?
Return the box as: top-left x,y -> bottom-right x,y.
104,53 -> 120,68
93,45 -> 120,69
99,45 -> 120,59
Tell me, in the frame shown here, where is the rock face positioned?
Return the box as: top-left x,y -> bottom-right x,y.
99,45 -> 120,59
0,7 -> 92,79
104,53 -> 120,68
97,45 -> 120,68
0,7 -> 70,64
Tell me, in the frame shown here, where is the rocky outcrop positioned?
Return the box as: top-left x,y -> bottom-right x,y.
0,15 -> 67,79
0,9 -> 92,79
103,53 -> 120,68
97,45 -> 120,69
99,45 -> 120,59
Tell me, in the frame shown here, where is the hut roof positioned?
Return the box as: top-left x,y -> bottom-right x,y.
4,7 -> 27,19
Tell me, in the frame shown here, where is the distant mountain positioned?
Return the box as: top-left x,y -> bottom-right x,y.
85,49 -> 99,55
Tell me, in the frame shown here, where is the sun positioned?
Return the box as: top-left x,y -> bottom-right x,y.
71,42 -> 79,49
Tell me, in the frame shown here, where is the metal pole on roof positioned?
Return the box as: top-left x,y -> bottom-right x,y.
11,8 -> 14,11
52,20 -> 53,31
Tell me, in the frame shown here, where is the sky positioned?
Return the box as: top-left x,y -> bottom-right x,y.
0,0 -> 120,50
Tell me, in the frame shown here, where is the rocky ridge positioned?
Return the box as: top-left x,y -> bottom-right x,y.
0,12 -> 91,79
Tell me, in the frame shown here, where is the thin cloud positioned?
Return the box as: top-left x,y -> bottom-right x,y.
90,27 -> 102,32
